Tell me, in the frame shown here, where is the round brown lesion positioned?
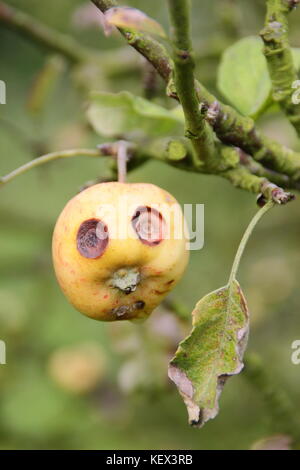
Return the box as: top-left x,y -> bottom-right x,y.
109,300 -> 146,319
76,218 -> 109,259
131,206 -> 165,246
134,300 -> 145,310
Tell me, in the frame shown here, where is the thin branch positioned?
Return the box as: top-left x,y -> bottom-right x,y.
261,0 -> 300,136
117,141 -> 128,183
92,0 -> 173,81
2,0 -> 300,178
167,0 -> 215,168
222,166 -> 295,204
0,136 -> 295,203
0,148 -> 103,186
228,200 -> 274,286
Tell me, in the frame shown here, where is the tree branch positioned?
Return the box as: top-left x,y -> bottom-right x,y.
91,0 -> 173,81
91,0 -> 300,179
238,149 -> 296,189
0,138 -> 295,204
223,166 -> 294,204
261,0 -> 300,136
167,0 -> 215,168
122,138 -> 295,203
0,148 -> 103,186
3,0 -> 300,178
197,92 -> 300,177
1,0 -> 300,197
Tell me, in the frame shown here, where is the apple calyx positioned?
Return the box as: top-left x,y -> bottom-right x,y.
108,266 -> 141,294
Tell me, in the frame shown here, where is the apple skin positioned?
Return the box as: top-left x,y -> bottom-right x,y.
52,182 -> 189,322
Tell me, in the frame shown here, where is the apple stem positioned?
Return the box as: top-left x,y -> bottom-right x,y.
117,141 -> 128,183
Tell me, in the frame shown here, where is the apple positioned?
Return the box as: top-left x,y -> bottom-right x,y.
52,182 -> 189,321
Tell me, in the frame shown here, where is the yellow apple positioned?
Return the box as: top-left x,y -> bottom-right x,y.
52,182 -> 189,321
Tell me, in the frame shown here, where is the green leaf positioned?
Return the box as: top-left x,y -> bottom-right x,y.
169,202 -> 274,427
104,7 -> 166,38
217,36 -> 271,117
87,91 -> 183,138
169,280 -> 249,427
218,36 -> 300,117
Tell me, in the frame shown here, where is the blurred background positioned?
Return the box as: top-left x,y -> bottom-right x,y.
0,0 -> 300,450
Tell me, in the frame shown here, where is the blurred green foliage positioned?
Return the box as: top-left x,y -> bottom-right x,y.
1,0 -> 300,450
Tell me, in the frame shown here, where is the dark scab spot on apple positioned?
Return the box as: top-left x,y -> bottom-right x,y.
124,286 -> 136,295
134,300 -> 145,310
77,218 -> 109,259
113,305 -> 129,317
132,206 -> 165,246
109,301 -> 145,318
